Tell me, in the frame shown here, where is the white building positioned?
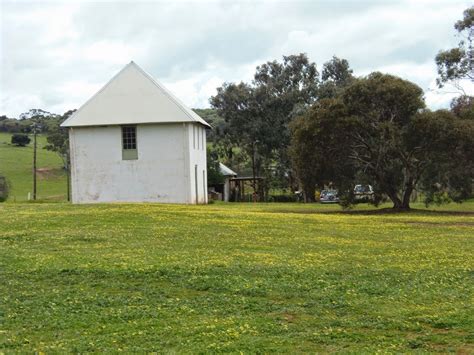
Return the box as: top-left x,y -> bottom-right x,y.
61,61 -> 210,204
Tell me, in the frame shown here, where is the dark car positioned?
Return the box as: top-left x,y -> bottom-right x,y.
320,189 -> 339,203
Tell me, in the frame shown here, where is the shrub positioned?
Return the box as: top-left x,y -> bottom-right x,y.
11,133 -> 31,147
268,194 -> 298,202
0,176 -> 9,202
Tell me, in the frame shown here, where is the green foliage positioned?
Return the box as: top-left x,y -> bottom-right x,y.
290,99 -> 352,201
211,54 -> 320,194
322,56 -> 353,84
0,116 -> 29,133
450,95 -> 474,120
289,57 -> 355,200
207,147 -> 224,185
407,110 -> 474,205
435,6 -> 474,89
44,110 -> 75,169
319,56 -> 355,99
291,72 -> 474,209
1,202 -> 473,352
339,73 -> 426,209
0,175 -> 9,202
0,110 -> 61,134
267,194 -> 298,202
11,133 -> 31,147
192,108 -> 224,143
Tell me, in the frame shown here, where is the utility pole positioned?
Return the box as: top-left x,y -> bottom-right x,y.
32,122 -> 38,200
252,139 -> 259,202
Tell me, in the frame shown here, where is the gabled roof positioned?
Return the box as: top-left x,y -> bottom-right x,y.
219,163 -> 237,177
61,61 -> 210,128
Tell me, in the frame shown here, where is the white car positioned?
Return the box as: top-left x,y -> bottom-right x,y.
320,189 -> 339,203
354,184 -> 374,201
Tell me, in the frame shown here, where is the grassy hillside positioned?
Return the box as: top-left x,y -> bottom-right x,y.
0,132 -> 67,201
1,202 -> 472,352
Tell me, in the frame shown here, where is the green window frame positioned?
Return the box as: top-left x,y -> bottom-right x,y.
122,126 -> 138,160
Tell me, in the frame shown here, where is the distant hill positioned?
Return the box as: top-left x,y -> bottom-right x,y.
0,132 -> 67,201
1,109 -> 64,134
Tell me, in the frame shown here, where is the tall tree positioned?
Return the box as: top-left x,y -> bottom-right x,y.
290,57 -> 355,201
211,54 -> 320,197
290,98 -> 352,201
406,109 -> 474,205
291,73 -> 473,209
338,73 -> 425,209
210,81 -> 263,192
319,56 -> 354,99
435,6 -> 474,91
450,95 -> 474,120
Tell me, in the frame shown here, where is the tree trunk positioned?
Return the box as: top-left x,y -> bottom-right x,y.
387,190 -> 403,209
387,189 -> 412,210
303,185 -> 315,202
401,183 -> 414,210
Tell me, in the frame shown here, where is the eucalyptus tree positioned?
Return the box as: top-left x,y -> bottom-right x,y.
211,54 -> 320,196
291,72 -> 474,209
435,6 -> 474,91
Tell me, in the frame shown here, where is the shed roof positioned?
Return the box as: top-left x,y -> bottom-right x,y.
219,163 -> 237,177
61,61 -> 210,128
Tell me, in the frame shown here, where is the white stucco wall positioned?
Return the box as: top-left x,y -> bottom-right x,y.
69,123 -> 205,204
187,123 -> 208,204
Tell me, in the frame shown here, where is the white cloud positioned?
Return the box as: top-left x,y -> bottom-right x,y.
1,0 -> 473,117
82,41 -> 144,64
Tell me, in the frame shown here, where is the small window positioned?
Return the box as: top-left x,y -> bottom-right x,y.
122,126 -> 138,160
193,125 -> 196,149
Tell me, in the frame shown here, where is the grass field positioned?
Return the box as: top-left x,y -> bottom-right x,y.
1,202 -> 473,352
0,132 -> 67,201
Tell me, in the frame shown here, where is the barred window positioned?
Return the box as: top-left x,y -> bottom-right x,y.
122,126 -> 138,160
122,126 -> 137,150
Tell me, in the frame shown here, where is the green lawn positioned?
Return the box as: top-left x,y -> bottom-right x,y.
1,202 -> 473,352
0,132 -> 67,201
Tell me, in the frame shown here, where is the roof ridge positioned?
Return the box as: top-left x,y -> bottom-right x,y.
128,62 -> 210,128
61,62 -> 135,127
61,61 -> 210,128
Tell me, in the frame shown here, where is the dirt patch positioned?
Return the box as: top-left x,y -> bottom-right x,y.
36,167 -> 63,180
282,313 -> 297,323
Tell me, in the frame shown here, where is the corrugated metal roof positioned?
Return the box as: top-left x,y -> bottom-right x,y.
219,163 -> 237,176
61,61 -> 210,128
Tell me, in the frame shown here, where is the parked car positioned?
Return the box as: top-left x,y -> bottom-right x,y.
320,189 -> 339,203
354,184 -> 374,201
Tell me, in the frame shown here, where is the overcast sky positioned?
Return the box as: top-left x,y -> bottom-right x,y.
1,0 -> 473,118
